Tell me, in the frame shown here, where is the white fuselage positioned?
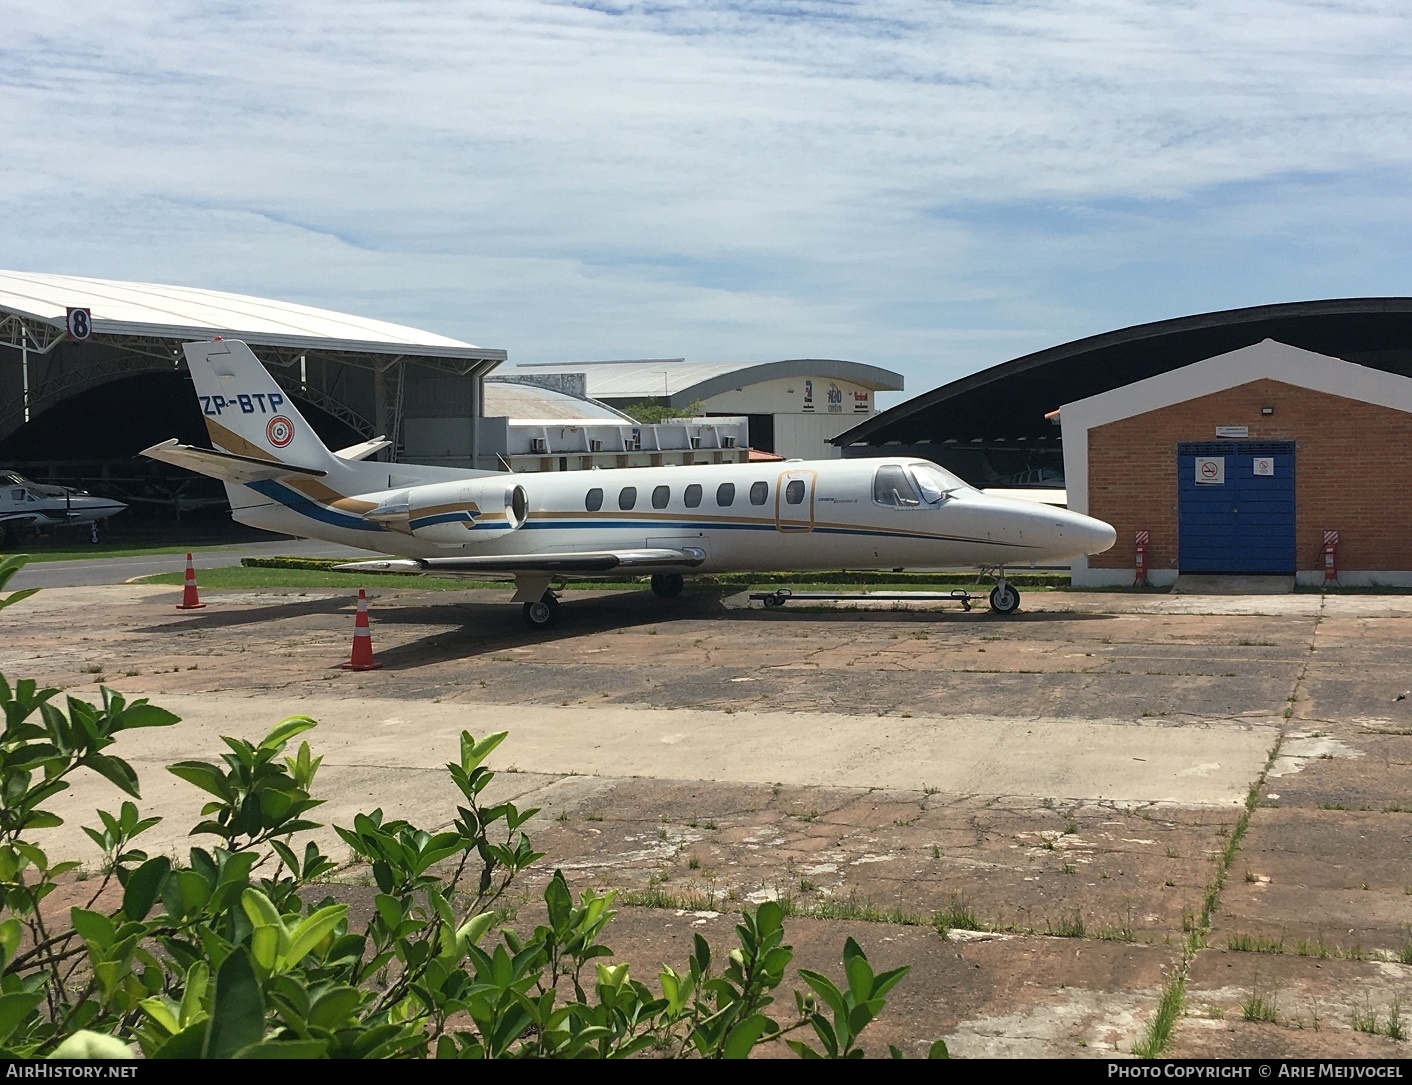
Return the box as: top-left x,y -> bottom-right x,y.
226,457 -> 1117,573
0,474 -> 127,530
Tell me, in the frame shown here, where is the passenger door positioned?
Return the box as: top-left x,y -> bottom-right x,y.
775,469 -> 816,533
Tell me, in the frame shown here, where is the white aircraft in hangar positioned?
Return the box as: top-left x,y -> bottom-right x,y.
143,340 -> 1117,630
0,471 -> 126,545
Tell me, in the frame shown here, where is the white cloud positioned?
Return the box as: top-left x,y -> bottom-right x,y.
2,0 -> 1411,391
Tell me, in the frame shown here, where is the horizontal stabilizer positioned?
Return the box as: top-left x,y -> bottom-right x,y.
335,547 -> 707,578
333,437 -> 392,461
140,439 -> 328,483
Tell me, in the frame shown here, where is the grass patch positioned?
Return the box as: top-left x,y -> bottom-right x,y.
1242,992 -> 1279,1023
1046,912 -> 1086,938
932,898 -> 982,936
1226,932 -> 1284,954
139,567 -> 495,591
782,894 -> 924,926
1133,974 -> 1186,1058
1,542 -> 259,563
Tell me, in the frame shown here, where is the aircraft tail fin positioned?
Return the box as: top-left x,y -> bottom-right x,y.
183,340 -> 335,471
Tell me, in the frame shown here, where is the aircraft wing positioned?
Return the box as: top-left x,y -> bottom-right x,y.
140,439 -> 328,483
335,547 -> 706,578
0,512 -> 42,526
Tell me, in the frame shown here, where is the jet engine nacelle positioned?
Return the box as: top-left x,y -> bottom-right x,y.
366,478 -> 529,545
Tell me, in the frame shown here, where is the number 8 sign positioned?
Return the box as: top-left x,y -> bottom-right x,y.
66,307 -> 93,341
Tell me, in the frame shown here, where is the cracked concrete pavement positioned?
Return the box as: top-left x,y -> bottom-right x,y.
7,579 -> 1412,1057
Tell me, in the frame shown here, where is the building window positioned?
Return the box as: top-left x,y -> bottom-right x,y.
750,481 -> 769,505
785,479 -> 805,505
684,483 -> 702,508
652,485 -> 670,509
619,486 -> 637,510
716,483 -> 735,507
585,487 -> 603,512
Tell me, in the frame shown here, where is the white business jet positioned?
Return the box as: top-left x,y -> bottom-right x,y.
143,340 -> 1117,629
0,471 -> 126,545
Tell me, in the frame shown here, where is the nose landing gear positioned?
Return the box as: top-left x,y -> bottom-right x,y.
987,570 -> 1021,615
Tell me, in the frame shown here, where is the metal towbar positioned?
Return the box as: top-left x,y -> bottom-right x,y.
748,588 -> 974,611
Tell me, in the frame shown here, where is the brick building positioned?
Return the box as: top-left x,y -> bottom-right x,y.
1063,340 -> 1412,587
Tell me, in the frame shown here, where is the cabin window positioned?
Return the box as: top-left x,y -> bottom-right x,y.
873,465 -> 921,507
585,487 -> 603,512
785,479 -> 805,505
716,483 -> 735,507
749,481 -> 768,506
652,485 -> 670,509
619,486 -> 637,510
684,484 -> 702,508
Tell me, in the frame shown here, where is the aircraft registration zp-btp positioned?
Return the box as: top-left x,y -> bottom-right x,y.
143,340 -> 1117,629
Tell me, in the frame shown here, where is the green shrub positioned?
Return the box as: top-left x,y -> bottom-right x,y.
0,556 -> 942,1059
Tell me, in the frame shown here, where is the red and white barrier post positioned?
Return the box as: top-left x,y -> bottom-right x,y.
1322,530 -> 1340,587
1134,530 -> 1150,587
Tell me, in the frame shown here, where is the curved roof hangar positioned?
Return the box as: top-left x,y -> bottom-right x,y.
834,298 -> 1412,448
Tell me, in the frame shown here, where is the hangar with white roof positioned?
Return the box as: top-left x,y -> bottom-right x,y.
510,357 -> 905,461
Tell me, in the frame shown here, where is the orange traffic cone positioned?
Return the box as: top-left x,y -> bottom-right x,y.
176,553 -> 206,610
340,589 -> 382,671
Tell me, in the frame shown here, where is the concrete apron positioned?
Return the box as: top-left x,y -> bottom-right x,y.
37,694 -> 1276,860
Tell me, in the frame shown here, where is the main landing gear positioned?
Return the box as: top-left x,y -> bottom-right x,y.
988,574 -> 1020,616
650,573 -> 684,599
521,591 -> 560,630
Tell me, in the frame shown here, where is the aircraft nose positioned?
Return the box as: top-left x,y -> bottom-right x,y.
1054,508 -> 1117,555
1088,517 -> 1118,555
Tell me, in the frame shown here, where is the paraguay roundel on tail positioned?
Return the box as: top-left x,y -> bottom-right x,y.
183,340 -> 334,469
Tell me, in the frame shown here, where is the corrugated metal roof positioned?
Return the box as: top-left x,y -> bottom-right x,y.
483,381 -> 631,421
0,270 -> 503,361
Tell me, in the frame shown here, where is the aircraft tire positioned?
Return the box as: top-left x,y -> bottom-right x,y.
989,582 -> 1020,615
522,593 -> 560,631
650,573 -> 684,599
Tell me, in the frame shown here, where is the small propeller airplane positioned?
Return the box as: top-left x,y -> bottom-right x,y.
0,471 -> 127,546
143,340 -> 1117,629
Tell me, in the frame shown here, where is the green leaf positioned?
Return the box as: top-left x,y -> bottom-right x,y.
259,716 -> 318,751
69,907 -> 115,949
80,757 -> 142,796
463,731 -> 507,773
722,1013 -> 772,1060
168,761 -> 232,800
0,991 -> 43,1045
118,703 -> 181,730
799,969 -> 847,1019
234,1039 -> 329,1058
280,904 -> 347,970
152,1020 -> 208,1060
203,948 -> 265,1059
844,947 -> 874,1004
928,1038 -> 950,1058
122,856 -> 171,922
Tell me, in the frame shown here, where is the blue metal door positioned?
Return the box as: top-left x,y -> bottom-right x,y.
1177,442 -> 1295,574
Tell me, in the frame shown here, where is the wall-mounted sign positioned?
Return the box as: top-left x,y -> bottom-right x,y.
1253,457 -> 1274,477
1195,457 -> 1225,485
802,379 -> 814,412
1215,426 -> 1249,438
65,307 -> 93,341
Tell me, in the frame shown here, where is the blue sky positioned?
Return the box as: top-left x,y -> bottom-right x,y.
4,0 -> 1411,407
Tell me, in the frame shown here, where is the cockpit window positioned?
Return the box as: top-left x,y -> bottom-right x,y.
873,465 -> 921,507
908,462 -> 967,503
